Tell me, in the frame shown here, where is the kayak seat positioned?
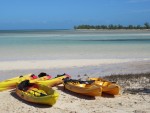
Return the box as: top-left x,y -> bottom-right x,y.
102,82 -> 109,87
27,88 -> 47,97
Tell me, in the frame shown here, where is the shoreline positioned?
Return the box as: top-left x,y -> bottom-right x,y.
0,59 -> 150,113
0,59 -> 150,81
74,29 -> 150,32
0,59 -> 134,71
1,24 -> 150,113
1,29 -> 150,31
0,58 -> 149,71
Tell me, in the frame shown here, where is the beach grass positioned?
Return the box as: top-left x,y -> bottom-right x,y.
103,73 -> 150,82
103,73 -> 150,95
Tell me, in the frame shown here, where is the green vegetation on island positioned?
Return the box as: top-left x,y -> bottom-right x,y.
74,22 -> 150,30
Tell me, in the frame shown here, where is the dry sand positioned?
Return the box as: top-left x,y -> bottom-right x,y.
0,74 -> 149,113
0,59 -> 134,71
0,60 -> 150,113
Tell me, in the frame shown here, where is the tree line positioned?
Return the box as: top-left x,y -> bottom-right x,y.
74,22 -> 150,30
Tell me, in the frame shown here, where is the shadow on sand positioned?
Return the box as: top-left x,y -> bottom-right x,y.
10,90 -> 52,108
56,85 -> 96,100
125,88 -> 150,94
101,93 -> 115,98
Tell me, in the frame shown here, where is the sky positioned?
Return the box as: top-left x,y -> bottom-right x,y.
0,0 -> 150,30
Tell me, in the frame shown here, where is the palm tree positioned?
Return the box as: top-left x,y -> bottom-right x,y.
144,22 -> 150,29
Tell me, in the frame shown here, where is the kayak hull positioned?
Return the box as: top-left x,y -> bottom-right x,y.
16,84 -> 59,106
89,78 -> 120,95
63,81 -> 102,96
34,74 -> 70,87
0,74 -> 34,91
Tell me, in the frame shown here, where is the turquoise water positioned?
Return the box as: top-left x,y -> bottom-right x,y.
0,30 -> 150,61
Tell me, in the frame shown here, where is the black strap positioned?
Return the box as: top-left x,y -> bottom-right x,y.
63,77 -> 95,85
56,73 -> 66,78
18,80 -> 30,91
38,72 -> 48,77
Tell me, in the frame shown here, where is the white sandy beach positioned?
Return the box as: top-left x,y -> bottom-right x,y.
0,59 -> 136,70
0,59 -> 150,80
0,28 -> 150,113
1,0 -> 150,112
0,59 -> 150,113
0,76 -> 150,113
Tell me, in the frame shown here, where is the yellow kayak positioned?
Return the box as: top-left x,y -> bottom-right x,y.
0,74 -> 36,91
63,78 -> 102,96
16,80 -> 59,106
33,73 -> 71,87
0,72 -> 51,92
89,78 -> 120,95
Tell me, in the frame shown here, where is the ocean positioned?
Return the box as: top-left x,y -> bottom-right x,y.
0,30 -> 150,61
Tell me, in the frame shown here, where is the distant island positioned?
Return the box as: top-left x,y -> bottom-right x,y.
74,22 -> 150,30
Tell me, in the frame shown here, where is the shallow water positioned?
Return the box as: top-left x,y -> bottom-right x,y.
0,30 -> 150,61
